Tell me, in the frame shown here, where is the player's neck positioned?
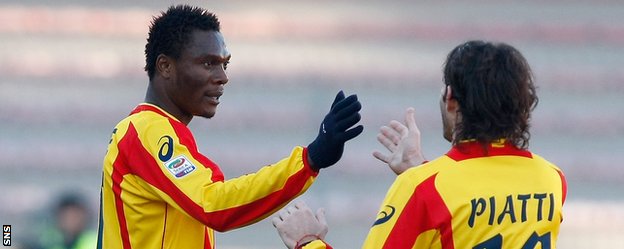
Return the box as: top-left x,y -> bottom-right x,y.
144,82 -> 193,125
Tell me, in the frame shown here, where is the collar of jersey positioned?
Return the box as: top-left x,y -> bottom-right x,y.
445,139 -> 532,161
130,103 -> 182,123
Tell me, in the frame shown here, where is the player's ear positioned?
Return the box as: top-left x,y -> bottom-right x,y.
156,54 -> 174,79
445,86 -> 459,113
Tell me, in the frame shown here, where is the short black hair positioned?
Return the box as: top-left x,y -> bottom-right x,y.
145,5 -> 221,80
443,40 -> 538,149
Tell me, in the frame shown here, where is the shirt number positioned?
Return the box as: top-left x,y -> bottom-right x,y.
473,232 -> 551,249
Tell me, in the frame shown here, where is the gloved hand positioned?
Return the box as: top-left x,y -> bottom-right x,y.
307,91 -> 364,170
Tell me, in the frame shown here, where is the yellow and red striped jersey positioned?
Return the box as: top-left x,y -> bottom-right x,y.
97,103 -> 318,249
362,140 -> 567,249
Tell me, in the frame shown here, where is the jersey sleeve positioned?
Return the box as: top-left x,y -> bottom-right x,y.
299,240 -> 333,249
122,118 -> 318,232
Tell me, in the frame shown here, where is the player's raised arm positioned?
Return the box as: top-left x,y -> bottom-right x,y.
184,90 -> 362,230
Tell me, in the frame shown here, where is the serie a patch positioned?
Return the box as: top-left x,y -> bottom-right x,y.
164,155 -> 196,178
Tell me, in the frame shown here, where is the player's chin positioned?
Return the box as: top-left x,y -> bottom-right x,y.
197,107 -> 217,119
200,111 -> 216,119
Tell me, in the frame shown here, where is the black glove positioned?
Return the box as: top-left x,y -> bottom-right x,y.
307,91 -> 364,170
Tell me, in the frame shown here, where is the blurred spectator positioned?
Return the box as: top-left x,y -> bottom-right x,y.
38,193 -> 96,249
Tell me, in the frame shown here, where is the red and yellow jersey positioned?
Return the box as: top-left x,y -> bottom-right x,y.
300,240 -> 333,249
97,103 -> 318,249
362,140 -> 567,249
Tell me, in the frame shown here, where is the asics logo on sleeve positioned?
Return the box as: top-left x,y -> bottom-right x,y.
158,135 -> 174,162
373,205 -> 396,226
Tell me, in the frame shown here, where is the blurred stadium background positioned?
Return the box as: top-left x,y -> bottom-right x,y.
1,0 -> 623,248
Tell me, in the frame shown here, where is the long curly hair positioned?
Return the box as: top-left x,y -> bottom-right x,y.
443,40 -> 538,149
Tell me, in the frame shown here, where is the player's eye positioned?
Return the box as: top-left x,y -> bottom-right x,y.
203,61 -> 228,70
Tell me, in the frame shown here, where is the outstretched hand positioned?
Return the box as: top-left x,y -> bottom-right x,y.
307,91 -> 364,170
373,107 -> 426,175
272,202 -> 328,249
